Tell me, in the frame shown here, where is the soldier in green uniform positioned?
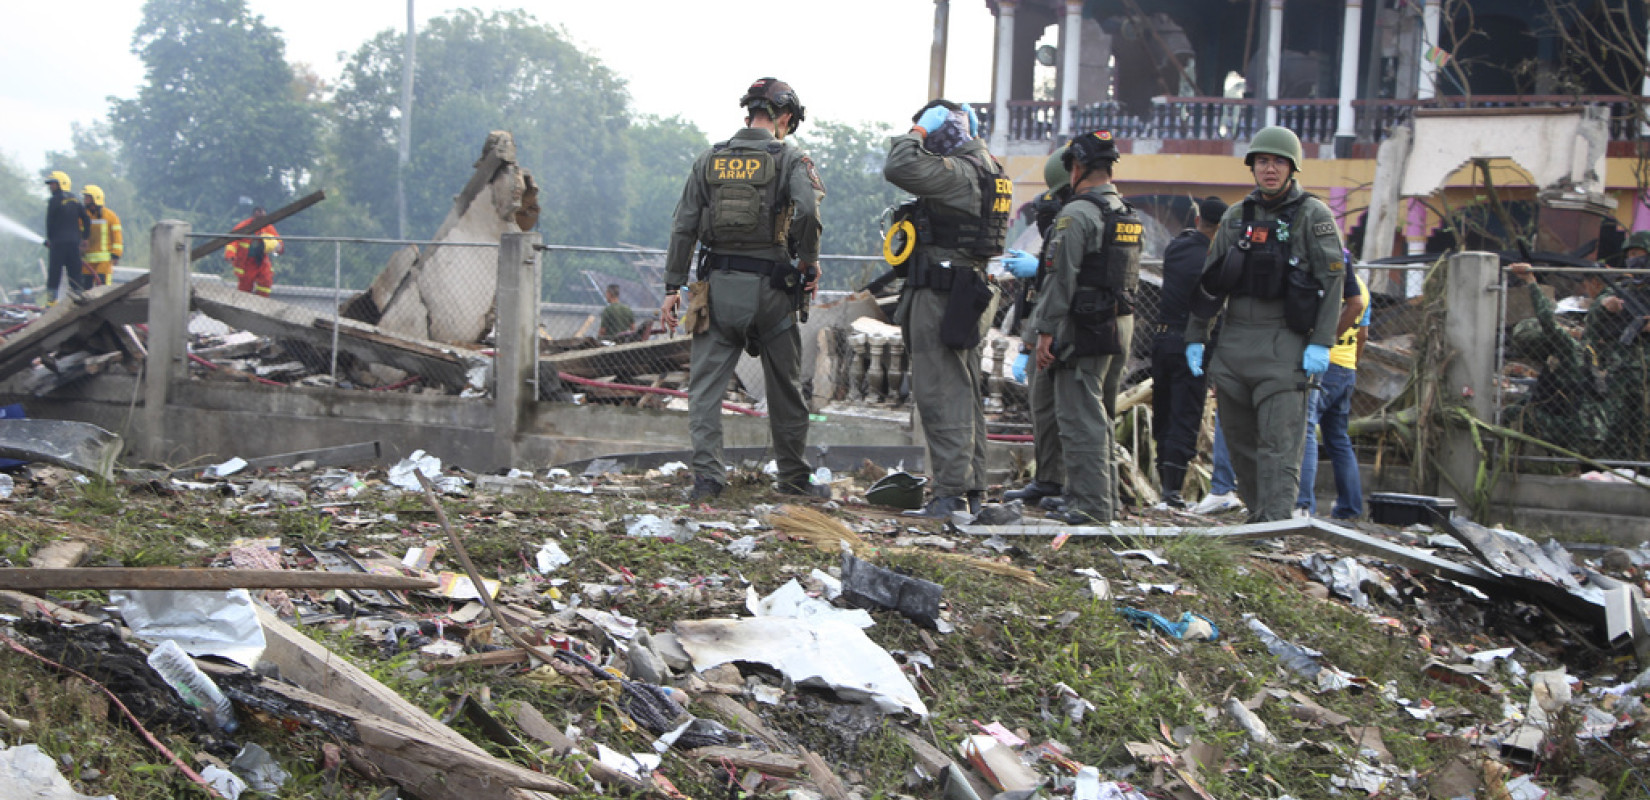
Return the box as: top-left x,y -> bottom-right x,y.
1185,126 -> 1345,522
658,78 -> 825,501
1504,262 -> 1605,454
1004,147 -> 1072,508
882,100 -> 1012,519
1584,258 -> 1650,461
1026,131 -> 1142,524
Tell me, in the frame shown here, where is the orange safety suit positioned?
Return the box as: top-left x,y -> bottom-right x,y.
83,206 -> 123,286
224,218 -> 282,296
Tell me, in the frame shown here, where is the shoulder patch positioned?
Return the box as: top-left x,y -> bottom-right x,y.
1313,221 -> 1337,237
1328,261 -> 1345,273
1055,216 -> 1072,231
801,155 -> 824,195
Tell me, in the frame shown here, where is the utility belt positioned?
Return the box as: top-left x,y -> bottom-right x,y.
1059,287 -> 1132,360
698,252 -> 801,293
906,251 -> 981,292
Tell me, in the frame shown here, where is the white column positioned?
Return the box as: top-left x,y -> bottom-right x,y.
1060,0 -> 1083,136
991,0 -> 1018,152
1417,0 -> 1441,100
1264,0 -> 1284,128
929,0 -> 949,100
1335,0 -> 1363,143
1642,13 -> 1650,135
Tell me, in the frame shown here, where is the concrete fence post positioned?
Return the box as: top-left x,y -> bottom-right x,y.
493,232 -> 542,470
1438,250 -> 1500,509
142,221 -> 191,463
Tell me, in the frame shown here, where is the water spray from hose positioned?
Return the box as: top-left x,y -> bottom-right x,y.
0,212 -> 44,245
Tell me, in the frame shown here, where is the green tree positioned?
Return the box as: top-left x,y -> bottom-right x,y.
623,116 -> 708,249
332,9 -> 631,251
793,121 -> 906,290
110,0 -> 321,227
0,152 -> 46,295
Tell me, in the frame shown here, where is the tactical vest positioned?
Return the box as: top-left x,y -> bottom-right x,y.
1070,192 -> 1144,293
915,154 -> 1012,258
702,140 -> 788,249
1216,197 -> 1306,301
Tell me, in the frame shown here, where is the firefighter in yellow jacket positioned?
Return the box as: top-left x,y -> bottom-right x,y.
80,186 -> 122,286
224,205 -> 282,296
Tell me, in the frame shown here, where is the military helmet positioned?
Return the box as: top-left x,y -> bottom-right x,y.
1063,130 -> 1121,172
1044,146 -> 1070,191
1245,125 -> 1304,171
1624,230 -> 1650,254
82,185 -> 105,207
46,170 -> 71,193
740,77 -> 805,135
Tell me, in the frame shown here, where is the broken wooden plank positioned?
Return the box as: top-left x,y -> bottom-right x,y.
0,419 -> 122,480
803,750 -> 850,800
695,694 -> 790,752
425,648 -> 531,671
192,280 -> 481,390
0,278 -> 152,382
541,335 -> 692,379
189,191 -> 326,262
686,747 -> 806,778
513,701 -> 647,790
0,590 -> 102,624
255,604 -> 480,749
27,539 -> 88,570
247,675 -> 574,796
0,568 -> 437,591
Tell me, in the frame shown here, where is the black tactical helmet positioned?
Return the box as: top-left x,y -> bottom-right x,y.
1062,129 -> 1121,172
741,77 -> 805,135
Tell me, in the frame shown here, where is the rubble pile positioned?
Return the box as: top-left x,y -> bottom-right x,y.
0,450 -> 1645,799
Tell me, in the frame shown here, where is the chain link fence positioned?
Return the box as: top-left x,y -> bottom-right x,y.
1497,265 -> 1650,472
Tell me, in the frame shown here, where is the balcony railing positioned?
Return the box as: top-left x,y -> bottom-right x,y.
977,95 -> 1646,145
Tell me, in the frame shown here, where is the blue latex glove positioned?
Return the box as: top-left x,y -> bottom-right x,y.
1186,343 -> 1205,377
1303,344 -> 1330,377
961,103 -> 981,137
1012,352 -> 1029,383
1002,248 -> 1038,279
915,105 -> 951,135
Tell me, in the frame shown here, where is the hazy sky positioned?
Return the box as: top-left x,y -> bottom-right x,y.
0,1 -> 996,177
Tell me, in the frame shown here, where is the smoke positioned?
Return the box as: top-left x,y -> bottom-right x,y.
0,212 -> 44,245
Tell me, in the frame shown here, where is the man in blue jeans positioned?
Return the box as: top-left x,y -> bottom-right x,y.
1296,272 -> 1369,518
1190,414 -> 1244,514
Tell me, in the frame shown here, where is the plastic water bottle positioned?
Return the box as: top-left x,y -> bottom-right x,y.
146,639 -> 238,732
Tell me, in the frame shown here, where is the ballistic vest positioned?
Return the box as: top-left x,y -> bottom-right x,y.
702,140 -> 788,250
917,154 -> 1012,258
1071,192 -> 1144,293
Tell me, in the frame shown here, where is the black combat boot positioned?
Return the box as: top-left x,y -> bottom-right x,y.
1004,480 -> 1061,503
903,495 -> 967,520
687,475 -> 723,502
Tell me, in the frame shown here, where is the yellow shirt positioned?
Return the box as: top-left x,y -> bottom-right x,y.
1329,274 -> 1369,370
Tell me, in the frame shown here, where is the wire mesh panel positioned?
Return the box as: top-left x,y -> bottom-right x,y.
184,234 -> 499,394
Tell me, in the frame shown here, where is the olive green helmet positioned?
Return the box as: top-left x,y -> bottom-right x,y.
1245,125 -> 1304,172
1624,230 -> 1650,254
1044,146 -> 1070,191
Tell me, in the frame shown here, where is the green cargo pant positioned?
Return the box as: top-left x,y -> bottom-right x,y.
1052,354 -> 1115,522
688,270 -> 810,488
1025,355 -> 1064,487
904,285 -> 987,498
1207,298 -> 1310,522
